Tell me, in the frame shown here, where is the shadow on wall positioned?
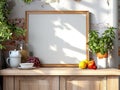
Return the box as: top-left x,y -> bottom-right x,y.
5,0 -> 116,65
6,0 -> 89,64
28,12 -> 88,64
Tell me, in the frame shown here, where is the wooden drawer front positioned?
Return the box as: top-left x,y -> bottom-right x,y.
3,76 -> 14,90
60,76 -> 106,90
15,76 -> 59,90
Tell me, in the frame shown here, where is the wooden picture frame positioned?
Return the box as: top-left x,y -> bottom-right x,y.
25,10 -> 89,67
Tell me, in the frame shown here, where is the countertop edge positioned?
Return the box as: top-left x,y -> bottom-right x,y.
0,68 -> 120,76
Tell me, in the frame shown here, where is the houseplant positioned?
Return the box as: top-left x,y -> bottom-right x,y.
88,27 -> 117,68
0,0 -> 25,69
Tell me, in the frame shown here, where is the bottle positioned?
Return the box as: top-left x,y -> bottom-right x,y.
16,41 -> 29,63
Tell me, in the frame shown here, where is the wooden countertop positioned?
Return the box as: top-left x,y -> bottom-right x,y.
1,68 -> 120,76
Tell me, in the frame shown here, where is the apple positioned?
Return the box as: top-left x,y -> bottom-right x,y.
88,60 -> 97,69
88,60 -> 95,69
92,65 -> 97,70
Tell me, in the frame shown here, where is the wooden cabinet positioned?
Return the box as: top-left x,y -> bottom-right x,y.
1,68 -> 119,90
60,76 -> 106,90
4,76 -> 107,90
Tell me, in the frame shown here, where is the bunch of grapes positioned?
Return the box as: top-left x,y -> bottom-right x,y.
27,57 -> 41,67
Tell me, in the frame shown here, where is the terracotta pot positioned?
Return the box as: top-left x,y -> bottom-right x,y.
96,52 -> 108,59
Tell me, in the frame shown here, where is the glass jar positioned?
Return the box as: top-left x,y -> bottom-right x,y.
16,41 -> 29,63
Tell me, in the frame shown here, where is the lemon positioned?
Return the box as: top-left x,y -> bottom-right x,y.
79,61 -> 87,69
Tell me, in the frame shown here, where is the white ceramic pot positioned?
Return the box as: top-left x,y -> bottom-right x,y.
97,57 -> 108,69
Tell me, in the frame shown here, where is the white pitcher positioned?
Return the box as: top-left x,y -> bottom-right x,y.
9,49 -> 21,58
6,50 -> 21,68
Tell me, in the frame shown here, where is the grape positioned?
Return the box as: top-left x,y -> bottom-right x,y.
27,57 -> 41,67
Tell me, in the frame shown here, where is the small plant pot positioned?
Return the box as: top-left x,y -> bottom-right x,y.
97,57 -> 108,69
96,52 -> 108,69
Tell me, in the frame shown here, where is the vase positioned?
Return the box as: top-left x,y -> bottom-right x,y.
97,57 -> 108,69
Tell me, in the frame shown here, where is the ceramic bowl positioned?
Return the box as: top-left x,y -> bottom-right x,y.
19,63 -> 34,68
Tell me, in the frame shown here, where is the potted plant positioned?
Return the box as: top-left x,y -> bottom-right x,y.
88,27 -> 117,68
0,0 -> 25,69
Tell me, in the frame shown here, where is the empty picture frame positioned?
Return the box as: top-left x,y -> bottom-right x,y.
26,11 -> 89,67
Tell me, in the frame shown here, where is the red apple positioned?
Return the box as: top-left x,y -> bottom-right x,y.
88,60 -> 95,69
92,65 -> 97,70
88,60 -> 97,69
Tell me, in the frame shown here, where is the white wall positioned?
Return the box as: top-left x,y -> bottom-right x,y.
9,0 -> 116,25
8,0 -> 119,67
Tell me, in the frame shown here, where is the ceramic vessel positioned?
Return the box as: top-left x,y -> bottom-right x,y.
6,50 -> 21,68
97,57 -> 107,69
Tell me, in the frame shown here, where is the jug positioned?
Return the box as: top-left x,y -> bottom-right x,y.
9,49 -> 21,58
6,50 -> 21,68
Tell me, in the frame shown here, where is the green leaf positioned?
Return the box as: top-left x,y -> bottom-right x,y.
88,26 -> 116,54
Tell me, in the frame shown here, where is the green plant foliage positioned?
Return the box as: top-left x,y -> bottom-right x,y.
23,0 -> 33,4
88,27 -> 117,54
0,0 -> 25,49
